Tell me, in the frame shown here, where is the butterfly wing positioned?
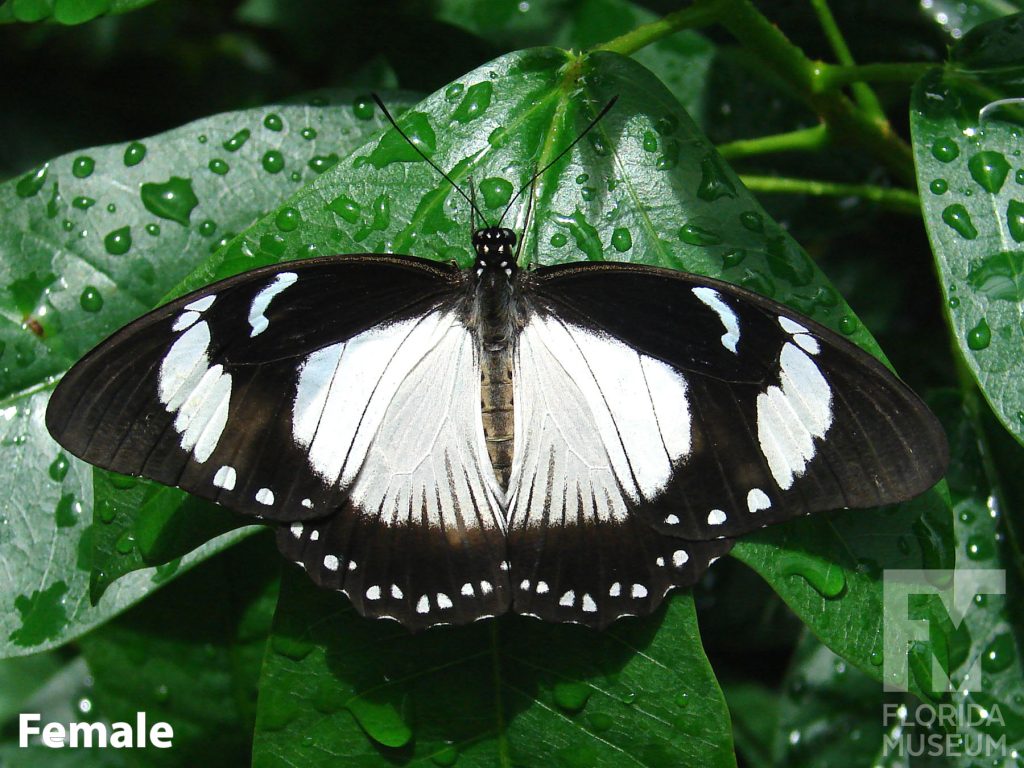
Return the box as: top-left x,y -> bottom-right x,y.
506,262 -> 947,626
46,255 -> 510,629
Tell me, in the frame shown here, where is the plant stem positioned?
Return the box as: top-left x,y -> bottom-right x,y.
717,125 -> 829,159
807,0 -> 885,121
738,175 -> 921,214
713,0 -> 917,186
815,62 -> 936,90
594,0 -> 723,56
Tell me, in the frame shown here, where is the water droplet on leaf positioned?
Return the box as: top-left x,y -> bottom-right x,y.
942,204 -> 978,239
347,697 -> 412,748
452,82 -> 493,123
223,129 -> 250,152
263,113 -> 284,131
49,453 -> 70,482
140,177 -> 199,225
352,95 -> 375,120
929,178 -> 948,195
611,228 -> 632,252
275,207 -> 301,232
16,164 -> 49,198
967,318 -> 991,350
308,154 -> 338,174
981,632 -> 1015,673
968,151 -> 1011,193
79,287 -> 103,312
262,151 -> 285,174
72,156 -> 95,179
479,177 -> 513,209
553,681 -> 591,712
327,194 -> 361,223
678,223 -> 722,246
931,138 -> 960,162
103,227 -> 132,255
208,158 -> 229,175
71,196 -> 95,210
123,142 -> 146,167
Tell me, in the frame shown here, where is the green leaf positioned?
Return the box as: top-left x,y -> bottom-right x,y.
720,681 -> 778,768
253,569 -> 735,767
79,534 -> 279,767
911,14 -> 1024,448
0,0 -> 159,23
0,92 -> 415,657
918,0 -> 1024,38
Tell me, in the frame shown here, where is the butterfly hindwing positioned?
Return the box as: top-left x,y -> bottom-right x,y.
522,262 -> 948,543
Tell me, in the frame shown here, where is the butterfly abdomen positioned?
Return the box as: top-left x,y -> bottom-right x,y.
481,344 -> 514,490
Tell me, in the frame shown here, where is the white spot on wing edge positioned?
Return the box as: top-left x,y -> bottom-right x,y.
185,295 -> 216,313
795,333 -> 820,355
255,488 -> 274,505
290,522 -> 303,538
416,595 -> 430,614
707,509 -> 727,526
692,287 -> 740,353
747,488 -> 771,512
631,584 -> 648,598
323,555 -> 339,571
248,272 -> 298,338
366,585 -> 381,600
213,465 -> 236,490
391,584 -> 403,599
559,590 -> 575,607
461,583 -> 474,597
779,316 -> 809,335
172,311 -> 201,332
582,594 -> 597,613
673,549 -> 689,567
437,593 -> 453,609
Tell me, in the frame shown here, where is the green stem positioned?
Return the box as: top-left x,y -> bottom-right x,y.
593,0 -> 723,56
807,0 -> 885,121
815,62 -> 936,91
738,175 -> 921,214
713,0 -> 916,185
717,124 -> 829,160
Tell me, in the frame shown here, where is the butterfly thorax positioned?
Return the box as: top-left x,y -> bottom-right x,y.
471,226 -> 519,491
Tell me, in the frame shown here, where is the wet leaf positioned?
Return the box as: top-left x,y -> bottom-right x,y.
910,14 -> 1024,448
253,569 -> 735,768
0,91 -> 415,657
0,0 -> 159,24
918,0 -> 1024,39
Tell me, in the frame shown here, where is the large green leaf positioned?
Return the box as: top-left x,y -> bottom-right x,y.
911,14 -> 1024,448
0,0 -> 160,24
254,569 -> 735,767
918,0 -> 1024,38
0,92 -> 414,657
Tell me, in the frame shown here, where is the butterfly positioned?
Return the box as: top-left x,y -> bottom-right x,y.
45,100 -> 949,631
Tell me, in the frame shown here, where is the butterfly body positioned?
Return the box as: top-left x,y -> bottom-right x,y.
46,230 -> 948,630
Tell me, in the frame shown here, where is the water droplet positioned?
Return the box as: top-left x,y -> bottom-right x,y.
967,318 -> 991,350
452,81 -> 493,123
115,531 -> 136,555
262,151 -> 285,174
146,223 -> 160,236
942,204 -> 978,239
611,227 -> 632,252
260,234 -> 287,258
580,186 -> 596,201
55,493 -> 79,527
550,232 -> 568,248
300,127 -> 317,140
552,210 -> 602,260
71,196 -> 95,210
929,178 -> 948,195
739,211 -> 763,232
697,155 -> 736,201
553,681 -> 591,712
16,163 -> 48,198
198,220 -> 216,237
123,142 -> 146,167
1017,169 -> 1024,185
838,315 -> 858,335
968,151 -> 1011,193
275,207 -> 301,232
965,532 -> 994,559
271,634 -> 313,661
346,697 -> 412,748
588,133 -> 610,157
367,112 -> 436,168
153,684 -> 169,703
222,130 -> 250,154
674,692 -> 689,708
445,83 -> 465,101
931,138 -> 960,162
949,296 -> 960,308
431,742 -> 459,766
587,712 -> 613,732
110,473 -> 137,489
655,115 -> 678,135
575,173 -> 589,184
656,139 -> 679,170
263,113 -> 284,131
49,453 -> 70,482
327,194 -> 361,223
981,632 -> 1015,673
308,153 -> 339,174
1006,199 -> 1024,242
371,194 -> 391,231
72,156 -> 95,179
642,131 -> 657,152
79,287 -> 103,312
352,95 -> 375,120
208,158 -> 229,175
106,203 -> 116,213
869,650 -> 883,666
140,177 -> 199,225
479,177 -> 513,209
9,581 -> 70,647
781,552 -> 846,598
103,227 -> 132,256
967,251 -> 1024,301
678,223 -> 722,246
97,499 -> 117,523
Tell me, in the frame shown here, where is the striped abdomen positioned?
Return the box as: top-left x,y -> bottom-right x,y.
481,344 -> 514,490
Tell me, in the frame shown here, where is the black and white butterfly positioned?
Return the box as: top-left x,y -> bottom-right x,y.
45,104 -> 948,631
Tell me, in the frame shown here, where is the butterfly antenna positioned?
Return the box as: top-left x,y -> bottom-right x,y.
513,169 -> 538,266
469,175 -> 479,231
498,96 -> 619,228
371,94 -> 489,227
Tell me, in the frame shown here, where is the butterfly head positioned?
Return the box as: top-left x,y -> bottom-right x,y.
472,227 -> 517,278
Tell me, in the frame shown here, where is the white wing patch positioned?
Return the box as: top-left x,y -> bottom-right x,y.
248,272 -> 297,338
756,342 -> 832,490
507,314 -> 690,529
291,311 -> 504,533
692,287 -> 740,353
158,319 -> 232,464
